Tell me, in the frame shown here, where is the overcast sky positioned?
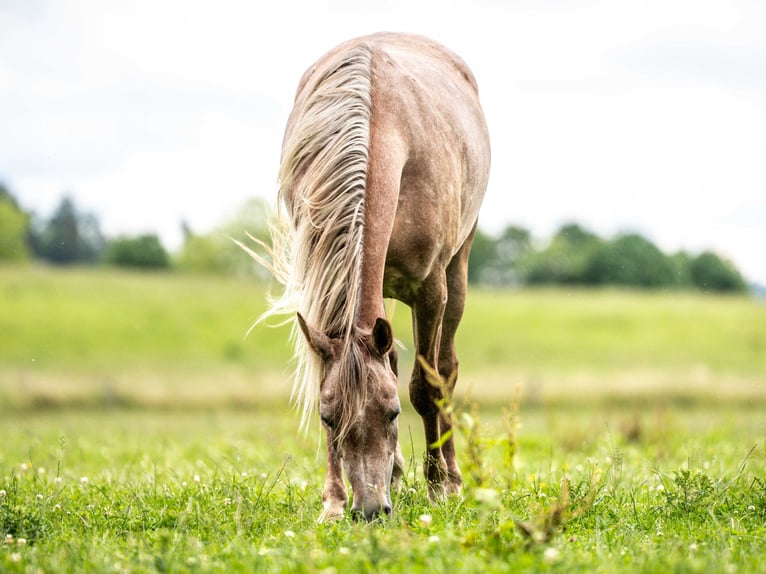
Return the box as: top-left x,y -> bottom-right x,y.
1,0 -> 765,283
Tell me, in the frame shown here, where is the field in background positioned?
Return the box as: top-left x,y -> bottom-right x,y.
1,265 -> 764,410
2,266 -> 766,572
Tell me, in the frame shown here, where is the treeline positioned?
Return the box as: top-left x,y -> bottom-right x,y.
0,185 -> 268,275
0,184 -> 749,293
469,223 -> 747,292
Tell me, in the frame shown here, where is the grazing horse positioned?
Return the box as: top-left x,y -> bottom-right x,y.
261,32 -> 490,521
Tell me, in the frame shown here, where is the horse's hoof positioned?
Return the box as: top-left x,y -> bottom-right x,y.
317,500 -> 346,523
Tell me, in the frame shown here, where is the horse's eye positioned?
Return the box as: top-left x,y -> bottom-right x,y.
320,414 -> 336,429
387,408 -> 401,423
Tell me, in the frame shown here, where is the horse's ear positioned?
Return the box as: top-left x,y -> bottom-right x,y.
296,313 -> 333,361
370,317 -> 394,357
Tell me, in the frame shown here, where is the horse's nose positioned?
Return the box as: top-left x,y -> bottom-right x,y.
353,503 -> 392,521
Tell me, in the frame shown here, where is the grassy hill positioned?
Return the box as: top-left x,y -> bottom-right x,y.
1,265 -> 764,409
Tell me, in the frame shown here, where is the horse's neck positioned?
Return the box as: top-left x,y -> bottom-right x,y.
356,135 -> 404,330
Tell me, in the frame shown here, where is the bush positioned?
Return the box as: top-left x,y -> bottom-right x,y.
105,234 -> 170,269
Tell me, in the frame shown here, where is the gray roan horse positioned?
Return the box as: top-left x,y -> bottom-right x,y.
257,32 -> 490,521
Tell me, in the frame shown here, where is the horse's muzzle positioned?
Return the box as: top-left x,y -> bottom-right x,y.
352,501 -> 392,521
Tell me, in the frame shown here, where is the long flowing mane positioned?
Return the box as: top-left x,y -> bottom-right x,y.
260,44 -> 373,435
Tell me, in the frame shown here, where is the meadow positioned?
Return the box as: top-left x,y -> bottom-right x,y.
1,266 -> 765,572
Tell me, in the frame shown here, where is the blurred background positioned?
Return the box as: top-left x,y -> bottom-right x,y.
1,0 -> 765,411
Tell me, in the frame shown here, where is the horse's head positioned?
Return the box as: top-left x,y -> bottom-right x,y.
297,313 -> 401,521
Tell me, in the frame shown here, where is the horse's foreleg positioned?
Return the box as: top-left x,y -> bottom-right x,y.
408,269 -> 449,498
318,432 -> 347,522
436,227 -> 476,496
391,443 -> 406,492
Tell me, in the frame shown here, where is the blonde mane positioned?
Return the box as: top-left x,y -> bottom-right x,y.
258,44 -> 373,435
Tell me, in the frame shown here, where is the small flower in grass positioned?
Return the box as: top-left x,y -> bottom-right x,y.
20,463 -> 29,472
37,467 -> 46,476
36,494 -> 43,501
17,538 -> 27,546
428,535 -> 440,544
241,472 -> 248,478
5,534 -> 13,544
284,530 -> 295,539
80,476 -> 89,486
748,505 -> 755,511
54,476 -> 63,485
689,543 -> 698,552
0,489 -> 6,498
418,514 -> 432,527
10,553 -> 21,563
543,547 -> 560,564
338,547 -> 350,556
224,497 -> 232,506
193,474 -> 200,484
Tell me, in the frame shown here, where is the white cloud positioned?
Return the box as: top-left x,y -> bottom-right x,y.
1,0 -> 764,282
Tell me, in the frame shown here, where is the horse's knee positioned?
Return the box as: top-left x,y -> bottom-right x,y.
409,375 -> 440,418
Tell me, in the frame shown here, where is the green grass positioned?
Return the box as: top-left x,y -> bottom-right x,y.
1,266 -> 766,572
1,407 -> 765,573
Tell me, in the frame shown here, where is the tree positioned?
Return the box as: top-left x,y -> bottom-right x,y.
176,198 -> 272,278
30,196 -> 106,264
688,252 -> 746,293
105,234 -> 170,269
584,233 -> 675,288
467,227 -> 497,284
0,185 -> 30,262
467,225 -> 533,286
524,223 -> 602,285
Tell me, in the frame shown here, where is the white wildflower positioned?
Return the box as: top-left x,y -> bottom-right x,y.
284,530 -> 295,539
428,535 -> 440,544
418,514 -> 432,527
80,476 -> 89,485
543,547 -> 560,563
